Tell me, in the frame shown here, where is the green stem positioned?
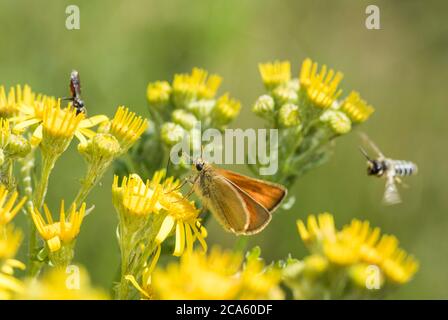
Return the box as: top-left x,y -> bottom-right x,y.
116,215 -> 163,300
34,152 -> 58,209
72,160 -> 111,208
28,151 -> 58,277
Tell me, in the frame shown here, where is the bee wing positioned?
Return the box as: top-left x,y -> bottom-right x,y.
383,174 -> 402,205
359,132 -> 386,159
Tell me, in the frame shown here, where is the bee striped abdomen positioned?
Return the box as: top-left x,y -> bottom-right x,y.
392,160 -> 417,176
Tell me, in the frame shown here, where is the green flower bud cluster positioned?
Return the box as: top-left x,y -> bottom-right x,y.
251,59 -> 375,188
123,68 -> 242,179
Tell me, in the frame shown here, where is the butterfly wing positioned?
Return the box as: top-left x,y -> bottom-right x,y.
230,184 -> 272,234
215,168 -> 287,212
194,174 -> 249,234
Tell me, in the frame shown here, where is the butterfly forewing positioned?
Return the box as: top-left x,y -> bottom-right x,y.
216,168 -> 287,212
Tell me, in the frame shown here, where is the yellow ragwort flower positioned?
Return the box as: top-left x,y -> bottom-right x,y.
297,213 -> 419,284
0,185 -> 27,225
151,247 -> 282,300
0,85 -> 35,118
19,266 -> 108,300
154,186 -> 207,257
299,58 -> 343,109
109,106 -> 148,152
113,171 -> 207,257
12,97 -> 108,147
112,173 -> 164,218
340,219 -> 419,284
213,93 -> 241,125
30,200 -> 86,253
173,68 -> 222,103
296,212 -> 336,246
258,61 -> 291,89
340,91 -> 374,123
152,248 -> 243,299
147,81 -> 172,108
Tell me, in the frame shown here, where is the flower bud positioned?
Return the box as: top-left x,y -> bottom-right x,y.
78,133 -> 121,163
160,122 -> 186,147
252,95 -> 275,118
172,109 -> 198,130
320,110 -> 352,135
278,103 -> 300,127
186,99 -> 215,120
273,85 -> 298,106
5,134 -> 31,159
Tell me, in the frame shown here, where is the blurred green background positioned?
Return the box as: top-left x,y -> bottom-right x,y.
1,0 -> 447,299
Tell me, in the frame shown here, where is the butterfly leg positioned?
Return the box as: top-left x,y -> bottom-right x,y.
172,175 -> 199,202
164,174 -> 195,194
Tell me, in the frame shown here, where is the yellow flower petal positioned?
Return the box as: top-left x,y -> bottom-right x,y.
12,118 -> 40,132
30,124 -> 43,146
79,115 -> 109,128
174,221 -> 185,257
125,275 -> 150,299
155,215 -> 175,244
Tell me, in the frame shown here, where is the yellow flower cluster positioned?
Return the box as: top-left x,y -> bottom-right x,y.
150,247 -> 283,300
113,171 -> 206,258
297,213 -> 419,285
11,95 -> 108,147
147,67 -> 240,152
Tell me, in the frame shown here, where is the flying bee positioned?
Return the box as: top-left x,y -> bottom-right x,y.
359,133 -> 418,205
63,70 -> 86,115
